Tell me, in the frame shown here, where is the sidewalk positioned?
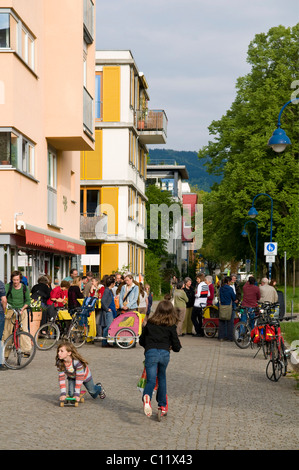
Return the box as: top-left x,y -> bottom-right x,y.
0,331 -> 298,451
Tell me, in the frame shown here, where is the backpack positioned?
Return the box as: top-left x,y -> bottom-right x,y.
6,281 -> 27,304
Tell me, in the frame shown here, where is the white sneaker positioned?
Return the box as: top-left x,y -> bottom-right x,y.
143,394 -> 152,417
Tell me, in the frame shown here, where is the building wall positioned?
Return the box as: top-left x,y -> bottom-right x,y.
0,0 -> 96,284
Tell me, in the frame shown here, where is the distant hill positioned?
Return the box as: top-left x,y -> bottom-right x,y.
148,149 -> 222,192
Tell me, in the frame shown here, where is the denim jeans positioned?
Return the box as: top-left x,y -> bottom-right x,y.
102,310 -> 114,345
68,378 -> 102,399
143,348 -> 170,408
241,307 -> 255,330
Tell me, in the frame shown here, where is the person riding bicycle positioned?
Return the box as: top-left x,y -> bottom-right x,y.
3,270 -> 32,356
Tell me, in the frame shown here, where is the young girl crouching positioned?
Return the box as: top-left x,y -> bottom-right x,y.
56,341 -> 106,402
139,300 -> 182,417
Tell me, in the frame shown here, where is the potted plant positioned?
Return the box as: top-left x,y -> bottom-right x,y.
29,295 -> 43,337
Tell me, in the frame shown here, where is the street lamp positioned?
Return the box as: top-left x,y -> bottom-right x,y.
248,193 -> 273,279
268,98 -> 299,152
241,220 -> 258,276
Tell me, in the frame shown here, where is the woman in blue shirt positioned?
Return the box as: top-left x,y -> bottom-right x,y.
119,275 -> 139,311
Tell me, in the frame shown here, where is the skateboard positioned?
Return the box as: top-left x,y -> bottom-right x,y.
59,390 -> 86,407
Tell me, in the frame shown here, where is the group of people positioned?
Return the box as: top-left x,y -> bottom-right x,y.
169,272 -> 281,342
0,268 -> 282,419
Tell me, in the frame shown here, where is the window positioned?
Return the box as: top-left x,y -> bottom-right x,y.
0,13 -> 10,48
0,9 -> 35,72
0,129 -> 35,176
80,188 -> 100,216
95,72 -> 102,120
47,149 -> 57,226
48,150 -> 57,189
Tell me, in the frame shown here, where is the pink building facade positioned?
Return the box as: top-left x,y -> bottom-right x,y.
0,0 -> 95,285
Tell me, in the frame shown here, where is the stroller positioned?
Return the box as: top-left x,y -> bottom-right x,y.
106,310 -> 145,349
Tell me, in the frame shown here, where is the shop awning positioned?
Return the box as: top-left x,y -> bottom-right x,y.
25,225 -> 85,255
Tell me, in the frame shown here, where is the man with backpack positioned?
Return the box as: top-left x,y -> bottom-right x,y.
3,270 -> 32,355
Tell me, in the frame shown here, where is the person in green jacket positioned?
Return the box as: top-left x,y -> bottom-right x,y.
4,270 -> 32,355
173,281 -> 188,336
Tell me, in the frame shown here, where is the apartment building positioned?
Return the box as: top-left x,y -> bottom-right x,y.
80,50 -> 168,279
146,161 -> 189,275
0,0 -> 96,285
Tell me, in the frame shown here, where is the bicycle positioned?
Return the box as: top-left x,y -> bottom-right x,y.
35,307 -> 89,350
3,306 -> 36,369
265,317 -> 291,382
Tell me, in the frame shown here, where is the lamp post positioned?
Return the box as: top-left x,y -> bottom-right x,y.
241,220 -> 258,276
248,193 -> 273,280
268,98 -> 299,152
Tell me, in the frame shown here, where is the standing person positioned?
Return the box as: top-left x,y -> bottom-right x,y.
56,341 -> 106,402
259,278 -> 278,304
0,280 -> 7,370
83,271 -> 93,297
182,277 -> 195,335
100,277 -> 116,347
145,283 -> 153,316
218,276 -> 236,341
139,300 -> 181,418
31,275 -> 51,309
170,276 -> 178,296
4,270 -> 32,354
173,281 -> 188,336
229,274 -> 241,334
68,277 -> 84,313
205,276 -> 214,306
138,283 -> 148,314
119,274 -> 139,311
191,273 -> 209,337
270,280 -> 285,319
242,276 -> 261,329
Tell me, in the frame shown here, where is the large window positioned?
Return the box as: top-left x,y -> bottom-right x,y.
0,9 -> 35,72
0,129 -> 35,176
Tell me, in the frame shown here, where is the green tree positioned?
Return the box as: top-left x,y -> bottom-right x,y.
198,24 -> 299,281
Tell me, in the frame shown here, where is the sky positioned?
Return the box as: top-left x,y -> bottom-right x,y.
96,0 -> 298,152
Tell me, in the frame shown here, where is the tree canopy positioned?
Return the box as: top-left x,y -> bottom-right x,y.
198,24 -> 299,277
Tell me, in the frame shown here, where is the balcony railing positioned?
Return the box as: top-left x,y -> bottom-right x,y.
83,86 -> 94,136
136,109 -> 168,135
80,213 -> 107,240
83,0 -> 94,44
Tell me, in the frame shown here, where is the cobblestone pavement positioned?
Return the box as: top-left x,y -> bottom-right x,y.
0,332 -> 298,452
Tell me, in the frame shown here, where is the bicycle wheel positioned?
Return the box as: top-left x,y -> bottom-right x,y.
35,322 -> 60,350
68,321 -> 89,348
4,331 -> 36,370
203,320 -> 217,338
279,338 -> 288,376
266,341 -> 282,382
115,328 -> 136,349
233,322 -> 251,348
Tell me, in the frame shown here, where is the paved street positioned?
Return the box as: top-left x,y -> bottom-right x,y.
0,331 -> 298,452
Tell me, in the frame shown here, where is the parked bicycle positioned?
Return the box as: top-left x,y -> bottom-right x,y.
3,305 -> 36,369
35,307 -> 89,350
265,317 -> 291,382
